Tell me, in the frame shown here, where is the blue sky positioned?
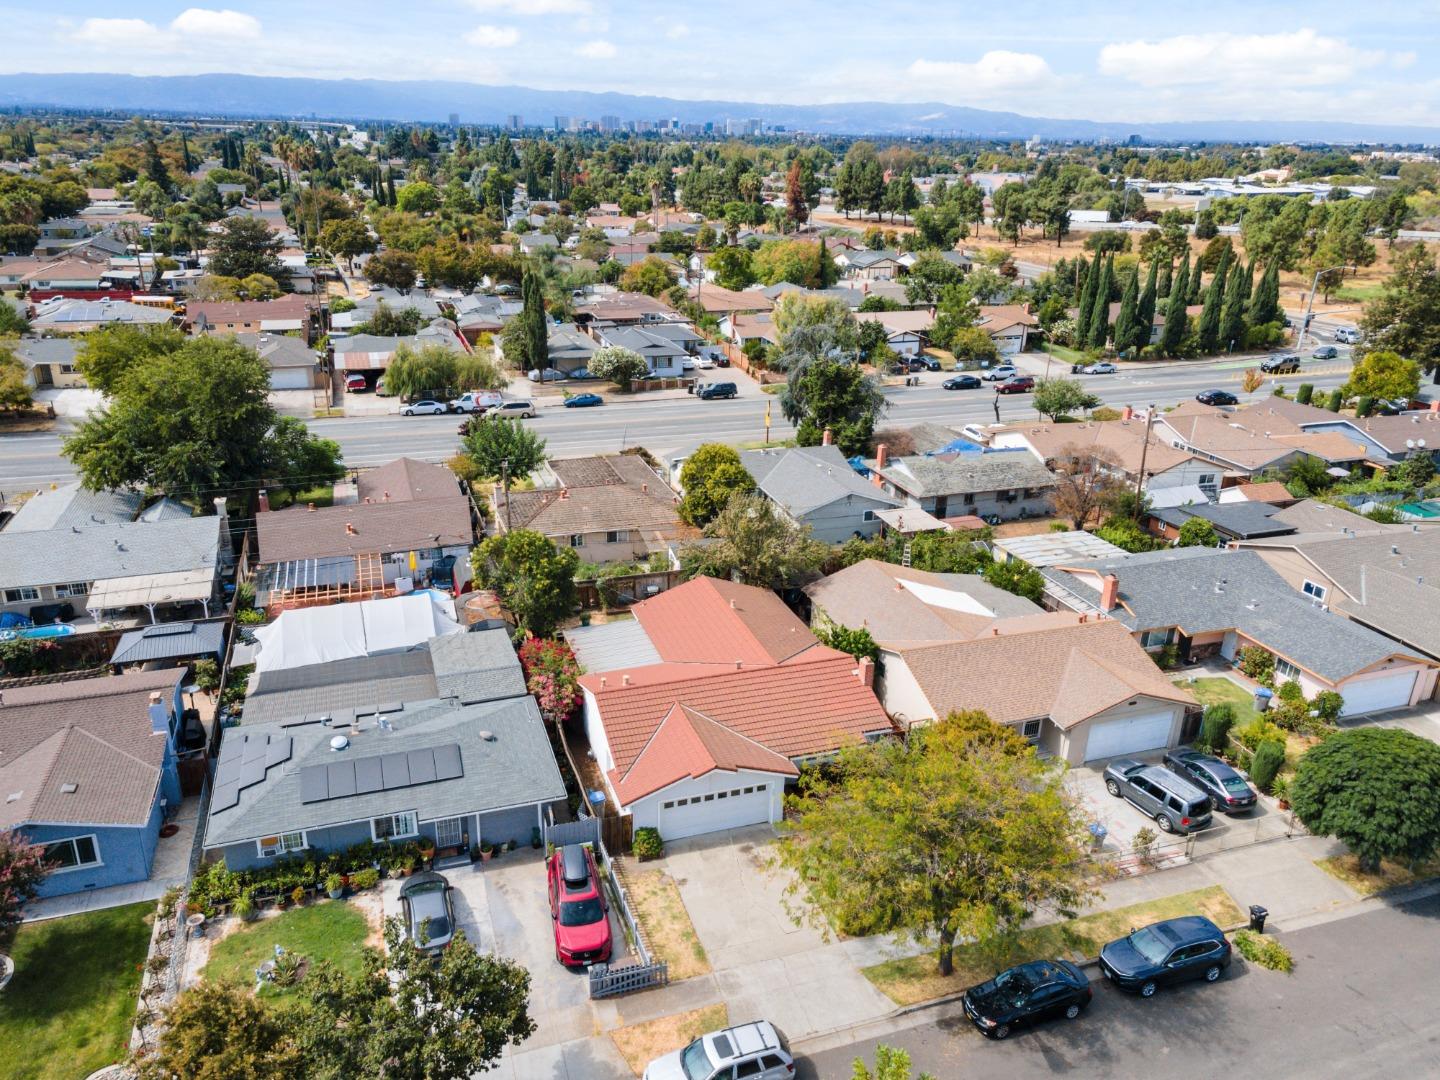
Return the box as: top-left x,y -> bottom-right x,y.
3,1 -> 1438,124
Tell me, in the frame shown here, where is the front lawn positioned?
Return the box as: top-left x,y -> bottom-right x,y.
862,885 -> 1243,1007
1041,342 -> 1089,365
609,1003 -> 728,1077
202,899 -> 372,1001
1179,676 -> 1263,727
1316,854 -> 1440,897
0,902 -> 153,1080
625,869 -> 710,980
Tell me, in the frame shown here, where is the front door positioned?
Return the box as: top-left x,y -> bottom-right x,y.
434,816 -> 465,850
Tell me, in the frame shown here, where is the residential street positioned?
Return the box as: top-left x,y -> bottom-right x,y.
797,894 -> 1440,1080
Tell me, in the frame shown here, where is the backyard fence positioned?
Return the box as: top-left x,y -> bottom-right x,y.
574,570 -> 680,611
544,817 -> 600,849
588,837 -> 669,999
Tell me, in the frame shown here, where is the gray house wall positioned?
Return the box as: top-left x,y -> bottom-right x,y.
901,489 -> 1052,522
800,494 -> 892,544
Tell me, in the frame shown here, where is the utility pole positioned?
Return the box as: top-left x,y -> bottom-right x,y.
1133,403 -> 1155,516
500,458 -> 512,532
1299,265 -> 1355,351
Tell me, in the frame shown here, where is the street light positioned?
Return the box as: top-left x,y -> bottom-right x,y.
1298,265 -> 1357,351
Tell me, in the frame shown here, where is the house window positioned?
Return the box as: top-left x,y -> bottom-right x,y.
1198,473 -> 1218,487
962,493 -> 976,506
1275,658 -> 1301,682
1021,719 -> 1043,741
54,582 -> 90,599
44,835 -> 101,872
1140,629 -> 1173,649
4,587 -> 39,604
606,530 -> 630,544
568,534 -> 585,548
257,832 -> 307,858
862,509 -> 877,522
1302,581 -> 1327,601
371,811 -> 419,841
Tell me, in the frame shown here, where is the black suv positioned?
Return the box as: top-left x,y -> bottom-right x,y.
1260,353 -> 1300,374
1163,748 -> 1257,814
1099,916 -> 1231,997
963,960 -> 1091,1040
1103,759 -> 1213,834
696,382 -> 737,400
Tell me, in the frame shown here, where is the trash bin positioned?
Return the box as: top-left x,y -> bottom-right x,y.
1254,687 -> 1274,712
1248,904 -> 1268,933
1088,822 -> 1108,851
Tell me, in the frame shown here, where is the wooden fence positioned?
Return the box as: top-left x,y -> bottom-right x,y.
575,570 -> 680,611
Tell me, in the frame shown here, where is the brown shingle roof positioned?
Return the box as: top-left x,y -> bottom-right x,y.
257,498 -> 473,563
502,455 -> 683,539
355,457 -> 461,504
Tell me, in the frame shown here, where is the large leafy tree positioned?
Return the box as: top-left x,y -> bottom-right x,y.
781,356 -> 885,455
265,417 -> 344,497
74,324 -> 186,395
1359,246 -> 1440,376
318,218 -> 374,267
208,216 -> 289,285
1032,377 -> 1100,421
472,529 -> 578,638
588,345 -> 649,387
1342,350 -> 1421,403
680,492 -> 827,589
0,346 -> 33,411
138,981 -> 301,1080
1290,728 -> 1440,872
775,711 -> 1094,975
619,256 -> 677,297
1048,445 -> 1122,529
461,416 -> 546,490
364,249 -> 418,291
677,443 -> 756,526
0,830 -> 47,928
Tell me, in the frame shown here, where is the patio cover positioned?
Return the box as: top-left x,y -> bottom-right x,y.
251,591 -> 463,673
874,506 -> 951,534
87,568 -> 216,612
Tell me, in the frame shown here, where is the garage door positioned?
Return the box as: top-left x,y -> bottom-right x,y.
658,781 -> 774,841
269,368 -> 312,390
1084,711 -> 1175,762
1340,671 -> 1417,716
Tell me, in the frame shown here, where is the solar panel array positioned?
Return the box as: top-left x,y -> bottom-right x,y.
143,621 -> 195,638
210,732 -> 293,813
298,743 -> 463,804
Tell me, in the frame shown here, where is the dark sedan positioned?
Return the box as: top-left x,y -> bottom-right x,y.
943,374 -> 983,390
1164,748 -> 1258,813
399,871 -> 456,954
563,393 -> 604,408
963,960 -> 1091,1040
996,376 -> 1035,394
1099,916 -> 1231,998
1196,389 -> 1238,406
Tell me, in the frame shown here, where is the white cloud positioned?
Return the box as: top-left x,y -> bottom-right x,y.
665,22 -> 690,39
466,0 -> 592,14
907,51 -> 1057,94
464,24 -> 520,47
70,8 -> 260,51
169,8 -> 262,39
576,40 -> 617,60
72,18 -> 164,47
1098,29 -> 1386,88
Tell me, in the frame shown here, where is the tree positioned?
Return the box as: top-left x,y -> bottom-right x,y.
519,268 -> 548,373
588,345 -> 649,387
1048,445 -> 1122,528
462,416 -> 546,489
472,529 -> 578,638
138,981 -> 301,1080
816,623 -> 879,663
208,216 -> 288,284
1290,727 -> 1440,872
0,830 -> 47,929
983,558 -> 1045,603
1112,265 -> 1142,356
948,326 -> 999,364
1073,253 -> 1098,346
903,253 -> 965,305
1343,350 -> 1421,403
70,322 -> 188,397
384,343 -> 461,400
774,712 -> 1094,975
1084,231 -> 1129,255
677,443 -> 756,526
0,298 -> 28,335
1176,517 -> 1219,548
0,346 -> 31,411
708,245 -> 755,290
1032,377 -> 1100,421
1159,252 -> 1192,356
1249,261 -> 1282,328
781,355 -> 886,455
785,159 -> 810,228
618,256 -> 676,298
679,493 -> 828,589
1136,257 -> 1159,341
852,1045 -> 936,1080
1359,245 -> 1440,376
317,219 -> 374,267
394,180 -> 439,215
1218,251 -> 1249,354
364,249 -> 418,291
265,417 -> 344,496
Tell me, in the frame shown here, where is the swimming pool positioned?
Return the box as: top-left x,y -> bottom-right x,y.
0,623 -> 77,642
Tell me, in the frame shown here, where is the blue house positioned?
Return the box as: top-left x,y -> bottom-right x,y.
1,669 -> 185,898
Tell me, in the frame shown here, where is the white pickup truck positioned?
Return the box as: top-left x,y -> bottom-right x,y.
450,391 -> 504,413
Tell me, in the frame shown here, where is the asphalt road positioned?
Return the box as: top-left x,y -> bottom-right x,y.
0,356 -> 1353,493
797,895 -> 1440,1080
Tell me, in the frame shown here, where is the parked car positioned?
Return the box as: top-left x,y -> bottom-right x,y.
963,960 -> 1091,1040
1260,354 -> 1300,374
1103,759 -> 1213,834
527,367 -> 564,382
399,871 -> 456,953
401,400 -> 447,416
1196,389 -> 1238,406
450,390 -> 503,413
912,355 -> 942,372
1098,916 -> 1232,997
681,357 -> 696,371
996,376 -> 1036,394
1334,326 -> 1362,344
960,423 -> 995,442
696,382 -> 737,400
713,353 -> 731,367
568,367 -> 595,380
943,374 -> 983,390
982,364 -> 1018,382
694,355 -> 716,369
483,400 -> 537,419
547,844 -> 612,967
1312,345 -> 1339,360
643,1020 -> 793,1080
563,393 -> 604,408
1082,362 -> 1118,375
1163,748 -> 1257,814
344,373 -> 369,393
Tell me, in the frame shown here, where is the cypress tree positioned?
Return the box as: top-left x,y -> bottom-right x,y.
1137,257 -> 1159,345
1087,255 -> 1114,350
1157,258 -> 1173,300
1187,258 -> 1205,305
1074,253 -> 1098,346
1161,252 -> 1191,356
1113,265 -> 1142,357
386,170 -> 397,207
1238,258 -> 1256,307
1250,262 -> 1281,326
1218,253 -> 1249,353
521,269 -> 548,373
1197,250 -> 1230,354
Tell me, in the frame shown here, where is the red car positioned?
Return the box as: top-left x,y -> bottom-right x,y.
547,844 -> 612,967
996,376 -> 1035,394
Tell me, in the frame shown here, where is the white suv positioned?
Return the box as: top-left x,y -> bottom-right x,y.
645,1020 -> 793,1080
1333,326 -> 1362,345
483,400 -> 537,419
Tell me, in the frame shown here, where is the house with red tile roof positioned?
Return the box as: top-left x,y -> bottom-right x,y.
566,576 -> 891,839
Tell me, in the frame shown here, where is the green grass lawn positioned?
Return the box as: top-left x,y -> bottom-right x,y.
268,484 -> 336,511
0,902 -> 153,1080
1041,342 -> 1089,364
1177,676 -> 1263,727
863,886 -> 1243,1007
1330,283 -> 1383,303
203,900 -> 371,1002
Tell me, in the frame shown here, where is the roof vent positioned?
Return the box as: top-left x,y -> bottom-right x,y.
345,522 -> 357,535
61,782 -> 78,794
1392,545 -> 1400,555
622,674 -> 631,686
729,598 -> 737,609
479,730 -> 496,741
4,792 -> 20,803
329,735 -> 350,751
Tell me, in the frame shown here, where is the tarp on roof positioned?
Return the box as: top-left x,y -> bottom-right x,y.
87,567 -> 216,612
251,591 -> 462,673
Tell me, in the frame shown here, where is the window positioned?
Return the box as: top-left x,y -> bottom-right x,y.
717,791 -> 728,799
1021,719 -> 1042,740
662,801 -> 675,809
962,493 -> 976,506
1302,580 -> 1327,601
569,534 -> 585,547
371,811 -> 419,841
44,835 -> 100,872
54,582 -> 90,599
735,1060 -> 764,1078
4,587 -> 39,603
1198,473 -> 1218,487
862,509 -> 877,523
605,530 -> 630,544
1274,657 -> 1300,681
257,832 -> 306,858
1140,629 -> 1172,649
703,793 -> 714,801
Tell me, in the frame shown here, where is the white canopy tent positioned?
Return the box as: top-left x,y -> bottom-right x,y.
252,591 -> 462,674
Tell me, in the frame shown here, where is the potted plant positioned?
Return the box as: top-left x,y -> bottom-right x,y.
232,891 -> 257,922
480,841 -> 494,862
469,844 -> 482,864
325,874 -> 345,900
417,838 -> 435,869
291,885 -> 307,907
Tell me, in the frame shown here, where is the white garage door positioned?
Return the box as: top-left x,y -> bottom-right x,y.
269,368 -> 312,390
658,781 -> 774,841
1084,711 -> 1175,762
1339,671 -> 1417,716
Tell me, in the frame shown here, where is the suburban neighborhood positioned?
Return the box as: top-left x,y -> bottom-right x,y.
3,10 -> 1440,1079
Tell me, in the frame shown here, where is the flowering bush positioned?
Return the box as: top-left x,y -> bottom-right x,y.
518,635 -> 583,721
0,830 -> 49,928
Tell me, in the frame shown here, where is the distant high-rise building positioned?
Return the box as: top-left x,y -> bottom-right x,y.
448,113 -> 459,126
703,121 -> 714,134
600,115 -> 620,132
507,114 -> 523,130
554,115 -> 569,131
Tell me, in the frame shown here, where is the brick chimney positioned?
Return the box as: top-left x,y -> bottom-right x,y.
345,522 -> 357,536
1100,573 -> 1120,612
822,428 -> 833,446
876,443 -> 889,469
257,489 -> 270,513
1121,405 -> 1134,421
856,657 -> 875,687
559,489 -> 570,500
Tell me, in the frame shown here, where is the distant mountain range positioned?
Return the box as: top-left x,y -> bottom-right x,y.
1,72 -> 1437,144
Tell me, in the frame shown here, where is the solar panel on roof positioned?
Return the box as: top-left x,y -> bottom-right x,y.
298,765 -> 328,804
326,761 -> 357,798
433,744 -> 463,781
264,737 -> 292,767
241,737 -> 268,763
380,753 -> 410,790
214,758 -> 241,787
407,749 -> 436,785
143,622 -> 195,638
238,757 -> 267,787
211,783 -> 240,812
354,756 -> 384,794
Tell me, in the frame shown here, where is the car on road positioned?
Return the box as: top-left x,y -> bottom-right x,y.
527,367 -> 564,382
547,844 -> 612,967
996,376 -> 1036,394
982,365 -> 1018,382
696,382 -> 737,400
963,959 -> 1091,1040
1312,345 -> 1339,360
450,391 -> 503,413
345,373 -> 369,393
1104,758 -> 1213,834
399,871 -> 456,953
401,399 -> 447,416
1082,362 -> 1118,375
1261,354 -> 1301,374
1163,748 -> 1257,814
1334,326 -> 1362,344
1196,389 -> 1238,406
643,1020 -> 793,1080
563,393 -> 603,408
483,400 -> 537,419
943,374 -> 983,390
1098,916 -> 1232,998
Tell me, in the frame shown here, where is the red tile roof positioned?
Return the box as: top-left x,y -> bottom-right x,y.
632,577 -> 819,667
611,703 -> 797,802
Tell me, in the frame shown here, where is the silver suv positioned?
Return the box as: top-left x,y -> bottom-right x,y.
483,400 -> 537,419
644,1020 -> 793,1080
1103,758 -> 1213,834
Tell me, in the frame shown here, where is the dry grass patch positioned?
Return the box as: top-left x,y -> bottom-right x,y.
626,869 -> 711,980
609,1003 -> 728,1077
1316,854 -> 1440,897
863,885 -> 1244,1007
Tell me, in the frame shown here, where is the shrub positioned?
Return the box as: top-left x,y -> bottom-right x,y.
1234,717 -> 1285,752
633,827 -> 663,861
1154,644 -> 1181,670
1296,383 -> 1313,405
1197,704 -> 1235,753
1311,690 -> 1345,722
291,885 -> 307,906
350,867 -> 380,891
1250,738 -> 1287,793
1234,929 -> 1294,972
1268,697 -> 1311,732
1355,395 -> 1374,418
230,891 -> 254,920
325,873 -> 344,894
1325,388 -> 1343,412
1277,679 -> 1304,703
1238,646 -> 1275,685
1131,826 -> 1158,866
1090,406 -> 1123,421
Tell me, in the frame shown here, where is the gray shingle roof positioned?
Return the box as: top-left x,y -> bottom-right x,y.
5,482 -> 143,532
879,452 -> 1057,498
110,620 -> 226,666
12,337 -> 79,371
430,628 -> 529,704
742,444 -> 901,517
0,515 -> 223,590
1042,547 -> 1418,682
203,695 -> 566,848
